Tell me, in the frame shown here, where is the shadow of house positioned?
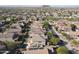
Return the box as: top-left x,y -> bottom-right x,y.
57,40 -> 66,46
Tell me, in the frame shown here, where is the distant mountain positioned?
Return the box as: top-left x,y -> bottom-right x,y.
42,5 -> 50,7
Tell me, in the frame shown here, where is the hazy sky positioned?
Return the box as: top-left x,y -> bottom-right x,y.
0,0 -> 78,6
0,5 -> 79,8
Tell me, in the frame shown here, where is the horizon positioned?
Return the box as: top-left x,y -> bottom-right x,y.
0,5 -> 79,8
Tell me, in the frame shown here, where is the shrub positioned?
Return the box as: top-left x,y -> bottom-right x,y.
71,40 -> 79,46
4,40 -> 17,50
49,37 -> 60,45
56,46 -> 69,54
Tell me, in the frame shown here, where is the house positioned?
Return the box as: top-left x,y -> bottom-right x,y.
28,33 -> 46,49
53,20 -> 71,32
66,31 -> 79,39
10,23 -> 21,33
27,21 -> 46,49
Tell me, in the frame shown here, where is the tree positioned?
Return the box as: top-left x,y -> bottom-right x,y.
11,17 -> 17,23
55,27 -> 58,31
21,28 -> 26,33
20,22 -> 31,33
43,21 -> 49,30
47,31 -> 53,36
4,40 -> 17,50
17,34 -> 28,44
18,35 -> 25,41
71,40 -> 79,46
56,46 -> 69,54
49,37 -> 60,45
62,32 -> 67,36
45,16 -> 54,21
71,24 -> 77,31
47,31 -> 53,39
61,32 -> 72,40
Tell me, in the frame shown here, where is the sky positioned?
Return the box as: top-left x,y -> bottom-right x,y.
0,0 -> 78,7
0,0 -> 79,5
